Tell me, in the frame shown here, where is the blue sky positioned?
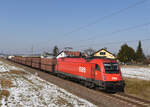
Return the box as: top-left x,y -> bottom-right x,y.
0,0 -> 150,55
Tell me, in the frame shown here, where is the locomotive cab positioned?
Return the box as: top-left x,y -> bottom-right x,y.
102,62 -> 125,91
90,58 -> 125,92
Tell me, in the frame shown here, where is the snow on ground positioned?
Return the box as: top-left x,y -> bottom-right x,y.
121,66 -> 150,80
0,61 -> 24,72
0,61 -> 96,107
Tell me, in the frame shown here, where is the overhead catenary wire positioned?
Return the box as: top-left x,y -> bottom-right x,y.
76,38 -> 150,51
9,0 -> 149,54
62,0 -> 148,37
61,0 -> 149,47
63,21 -> 150,47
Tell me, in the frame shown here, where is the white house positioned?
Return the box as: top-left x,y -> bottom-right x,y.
8,56 -> 15,59
56,51 -> 81,59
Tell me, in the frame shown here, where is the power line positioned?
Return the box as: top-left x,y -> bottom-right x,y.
74,38 -> 150,50
63,0 -> 148,37
82,22 -> 150,42
63,21 -> 150,46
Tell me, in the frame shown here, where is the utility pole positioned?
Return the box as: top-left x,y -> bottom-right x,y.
31,45 -> 34,56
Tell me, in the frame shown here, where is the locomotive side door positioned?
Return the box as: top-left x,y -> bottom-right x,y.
91,64 -> 95,80
94,64 -> 102,81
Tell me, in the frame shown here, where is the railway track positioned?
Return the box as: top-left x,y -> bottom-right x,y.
2,58 -> 150,107
50,75 -> 150,107
37,70 -> 150,107
91,87 -> 150,107
108,93 -> 150,107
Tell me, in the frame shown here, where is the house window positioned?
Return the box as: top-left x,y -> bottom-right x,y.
100,52 -> 106,55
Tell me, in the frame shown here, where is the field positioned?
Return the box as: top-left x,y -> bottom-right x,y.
124,78 -> 150,100
0,61 -> 96,107
121,65 -> 150,101
121,65 -> 150,80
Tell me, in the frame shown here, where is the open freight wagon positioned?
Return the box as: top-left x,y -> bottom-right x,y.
11,56 -> 57,72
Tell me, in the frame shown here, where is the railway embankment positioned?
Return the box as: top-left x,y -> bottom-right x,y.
1,58 -> 150,107
0,59 -> 96,107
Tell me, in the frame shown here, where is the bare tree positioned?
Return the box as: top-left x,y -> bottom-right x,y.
83,48 -> 95,56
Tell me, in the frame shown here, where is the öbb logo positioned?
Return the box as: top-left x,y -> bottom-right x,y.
79,67 -> 86,73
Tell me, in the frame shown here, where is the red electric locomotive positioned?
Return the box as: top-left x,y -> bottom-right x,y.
55,57 -> 125,91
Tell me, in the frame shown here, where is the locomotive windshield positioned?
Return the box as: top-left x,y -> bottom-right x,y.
104,63 -> 119,74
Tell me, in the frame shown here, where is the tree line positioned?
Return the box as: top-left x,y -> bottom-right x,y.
117,41 -> 145,64
52,40 -> 147,64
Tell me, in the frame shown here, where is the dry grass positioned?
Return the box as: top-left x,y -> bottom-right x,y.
0,78 -> 13,88
0,90 -> 10,100
9,70 -> 26,75
124,78 -> 150,101
22,76 -> 34,84
56,96 -> 73,107
0,70 -> 27,75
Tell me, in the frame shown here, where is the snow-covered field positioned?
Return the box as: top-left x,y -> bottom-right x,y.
121,66 -> 150,80
0,61 -> 96,107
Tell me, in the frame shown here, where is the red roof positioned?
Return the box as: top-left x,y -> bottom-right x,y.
64,51 -> 81,56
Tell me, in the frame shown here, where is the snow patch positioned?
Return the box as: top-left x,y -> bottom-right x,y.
1,97 -> 7,107
0,61 -> 25,73
121,67 -> 150,80
0,65 -> 9,72
0,60 -> 96,107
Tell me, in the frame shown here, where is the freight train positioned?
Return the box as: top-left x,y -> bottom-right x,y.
10,56 -> 125,92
